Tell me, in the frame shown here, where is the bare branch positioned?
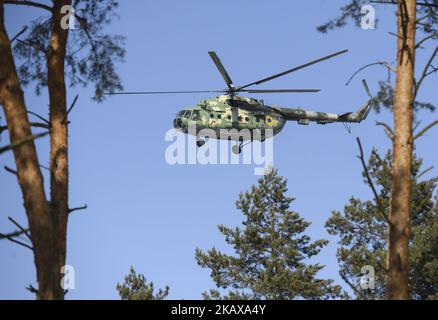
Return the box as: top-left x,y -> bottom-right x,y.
27,111 -> 49,124
0,131 -> 49,155
4,166 -> 17,176
356,137 -> 391,224
0,232 -> 33,250
414,120 -> 422,132
0,122 -> 42,133
0,229 -> 25,239
8,217 -> 31,241
376,121 -> 394,140
346,61 -> 395,86
416,33 -> 438,49
67,94 -> 79,115
370,0 -> 438,7
26,284 -> 38,295
414,119 -> 438,140
388,31 -> 402,40
425,65 -> 438,77
63,94 -> 79,124
10,25 -> 28,43
4,0 -> 53,12
30,122 -> 50,130
415,46 -> 438,98
69,204 -> 88,214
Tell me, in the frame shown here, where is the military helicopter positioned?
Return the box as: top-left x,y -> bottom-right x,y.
106,50 -> 376,154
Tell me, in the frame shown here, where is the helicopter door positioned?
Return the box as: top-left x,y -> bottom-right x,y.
231,107 -> 239,127
227,99 -> 239,127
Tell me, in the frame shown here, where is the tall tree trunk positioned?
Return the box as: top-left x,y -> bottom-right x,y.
387,0 -> 416,300
0,1 -> 57,300
47,0 -> 71,300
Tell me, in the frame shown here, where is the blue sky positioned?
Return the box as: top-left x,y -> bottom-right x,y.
1,1 -> 436,299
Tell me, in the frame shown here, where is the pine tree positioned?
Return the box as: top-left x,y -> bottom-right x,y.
116,267 -> 169,300
196,169 -> 342,300
318,0 -> 437,299
0,0 -> 124,299
326,149 -> 438,299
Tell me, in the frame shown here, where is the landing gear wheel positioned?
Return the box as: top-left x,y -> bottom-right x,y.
196,139 -> 206,147
232,145 -> 242,155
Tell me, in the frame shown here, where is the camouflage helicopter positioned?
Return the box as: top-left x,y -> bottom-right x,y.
106,50 -> 376,154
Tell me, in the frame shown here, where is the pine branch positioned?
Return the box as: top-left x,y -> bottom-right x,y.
340,272 -> 362,297
417,166 -> 434,179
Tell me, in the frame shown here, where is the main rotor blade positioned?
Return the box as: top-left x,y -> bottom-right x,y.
208,51 -> 234,90
104,90 -> 226,95
238,49 -> 348,90
241,89 -> 321,93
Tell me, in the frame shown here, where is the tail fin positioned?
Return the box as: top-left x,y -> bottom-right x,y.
339,98 -> 376,123
339,79 -> 376,123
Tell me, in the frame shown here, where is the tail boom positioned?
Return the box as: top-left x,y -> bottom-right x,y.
272,99 -> 376,124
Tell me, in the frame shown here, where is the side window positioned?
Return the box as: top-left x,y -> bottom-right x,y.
191,110 -> 200,120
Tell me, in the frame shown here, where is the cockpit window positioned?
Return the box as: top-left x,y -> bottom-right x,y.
184,110 -> 192,118
178,110 -> 185,117
191,110 -> 200,120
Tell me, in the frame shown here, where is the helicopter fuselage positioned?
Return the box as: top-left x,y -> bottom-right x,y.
173,95 -> 285,141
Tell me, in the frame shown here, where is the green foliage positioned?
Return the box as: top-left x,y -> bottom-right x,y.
326,150 -> 438,299
196,169 -> 342,300
13,0 -> 125,101
116,267 -> 169,300
375,80 -> 435,114
317,0 -> 437,35
317,0 -> 368,33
